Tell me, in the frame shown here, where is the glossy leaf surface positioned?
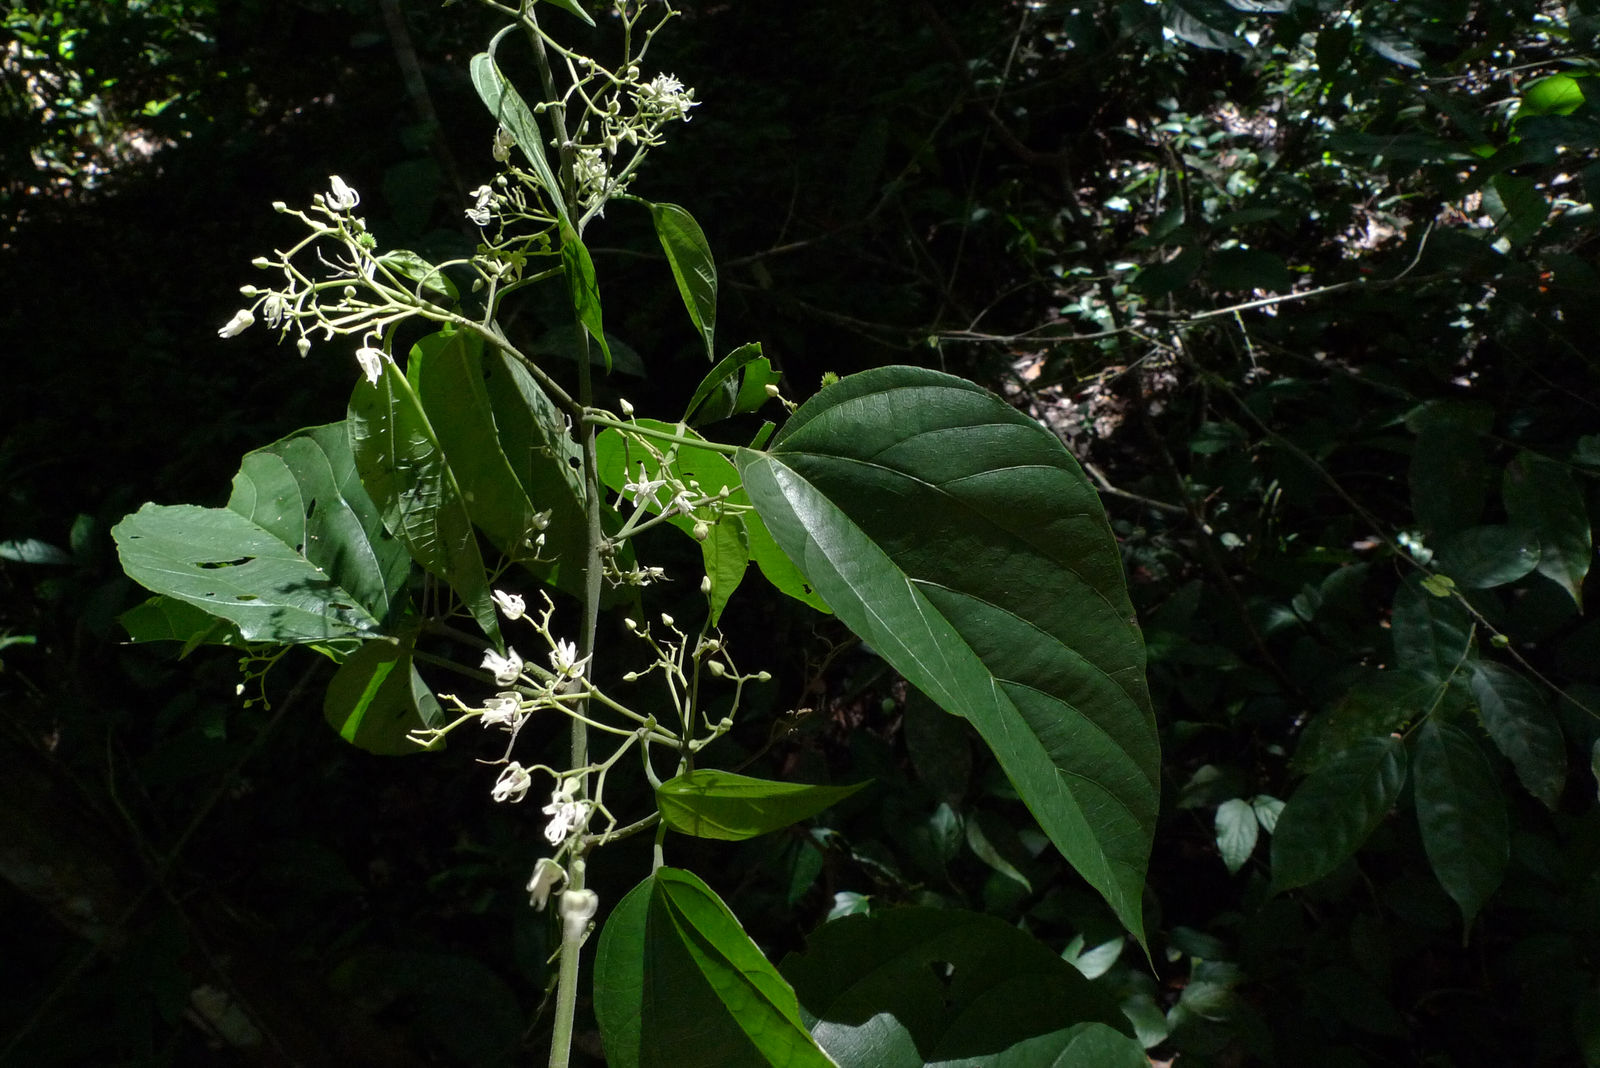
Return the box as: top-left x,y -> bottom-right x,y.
560,223 -> 613,373
1272,735 -> 1407,893
737,366 -> 1158,944
780,907 -> 1131,1067
469,51 -> 566,222
656,770 -> 868,841
1414,719 -> 1508,928
593,868 -> 835,1068
114,423 -> 411,644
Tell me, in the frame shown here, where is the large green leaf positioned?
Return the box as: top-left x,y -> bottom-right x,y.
1391,576 -> 1474,685
780,907 -> 1132,1067
323,633 -> 443,756
119,595 -> 246,652
1504,451 -> 1592,609
348,353 -> 501,646
1469,661 -> 1566,809
648,201 -> 717,360
593,868 -> 835,1068
656,769 -> 868,840
736,366 -> 1157,945
1413,719 -> 1508,929
1435,525 -> 1541,590
1293,668 -> 1433,774
1272,735 -> 1407,893
469,51 -> 566,223
113,423 -> 411,645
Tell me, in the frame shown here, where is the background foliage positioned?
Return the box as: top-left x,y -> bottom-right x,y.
4,0 -> 1599,1064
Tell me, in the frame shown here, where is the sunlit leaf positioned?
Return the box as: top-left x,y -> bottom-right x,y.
323,633 -> 443,756
648,201 -> 717,360
561,223 -> 613,373
738,366 -> 1158,946
657,770 -> 869,841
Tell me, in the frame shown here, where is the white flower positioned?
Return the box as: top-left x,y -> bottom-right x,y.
573,147 -> 610,202
355,345 -> 386,385
217,309 -> 255,338
492,589 -> 526,621
549,638 -> 589,680
492,126 -> 515,162
465,184 -> 496,227
622,464 -> 668,504
481,647 -> 524,685
326,175 -> 360,211
635,73 -> 698,122
480,692 -> 522,729
492,761 -> 534,803
542,779 -> 589,844
261,292 -> 287,328
526,858 -> 567,910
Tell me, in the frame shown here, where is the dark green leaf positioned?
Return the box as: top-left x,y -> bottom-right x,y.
1414,719 -> 1508,929
560,223 -> 613,373
114,423 -> 411,644
1504,451 -> 1592,609
1410,424 -> 1486,536
539,0 -> 596,26
348,354 -> 501,646
1391,576 -> 1474,685
737,366 -> 1158,946
323,635 -> 443,756
1209,249 -> 1292,292
929,1023 -> 1149,1068
119,596 -> 246,652
904,688 -> 972,801
1272,735 -> 1407,893
1469,661 -> 1566,809
469,52 -> 566,222
1436,525 -> 1540,589
781,907 -> 1131,1068
593,868 -> 834,1068
1214,798 -> 1259,874
648,201 -> 717,360
657,770 -> 869,840
1484,174 -> 1550,247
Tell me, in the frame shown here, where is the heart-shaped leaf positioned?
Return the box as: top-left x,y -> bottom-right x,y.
736,366 -> 1158,946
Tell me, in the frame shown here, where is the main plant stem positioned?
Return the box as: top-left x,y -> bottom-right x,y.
520,8 -> 600,1067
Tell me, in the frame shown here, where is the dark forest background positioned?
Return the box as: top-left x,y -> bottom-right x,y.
4,1 -> 1600,1064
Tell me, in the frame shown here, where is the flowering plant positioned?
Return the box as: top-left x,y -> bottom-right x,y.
111,2 -> 1158,1065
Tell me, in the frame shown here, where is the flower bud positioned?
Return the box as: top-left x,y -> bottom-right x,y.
619,397 -> 635,416
765,383 -> 781,397
239,285 -> 260,297
251,256 -> 272,269
707,660 -> 725,677
756,671 -> 772,682
660,613 -> 675,627
297,337 -> 312,358
692,520 -> 710,541
271,200 -> 288,212
700,575 -> 712,594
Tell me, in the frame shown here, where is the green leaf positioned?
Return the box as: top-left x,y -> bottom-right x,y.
965,809 -> 1033,892
119,595 -> 246,652
113,423 -> 411,645
477,341 -> 593,594
1249,794 -> 1284,834
657,770 -> 869,841
348,353 -> 501,647
538,0 -> 596,26
1410,424 -> 1486,536
736,366 -> 1158,946
928,1023 -> 1149,1068
700,516 -> 749,626
1484,174 -> 1550,247
1469,661 -> 1566,809
1294,669 -> 1434,773
1391,576 -> 1474,685
1504,451 -> 1592,609
560,223 -> 613,373
648,201 -> 717,360
1520,73 -> 1589,118
780,907 -> 1132,1068
469,52 -> 566,223
1214,798 -> 1259,874
1413,719 -> 1508,929
685,342 -> 778,426
0,538 -> 70,565
593,868 -> 835,1068
1436,525 -> 1541,589
1272,735 -> 1407,893
596,419 -> 829,613
323,635 -> 443,755
376,249 -> 457,306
